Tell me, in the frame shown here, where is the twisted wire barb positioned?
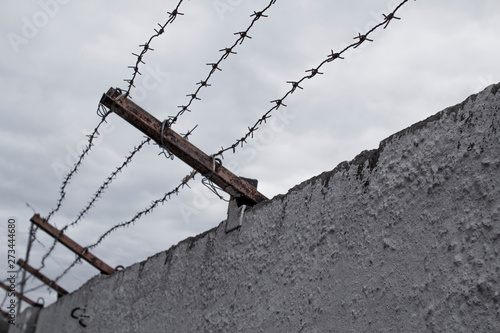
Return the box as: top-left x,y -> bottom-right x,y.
166,0 -> 278,128
212,0 -> 414,158
124,0 -> 186,97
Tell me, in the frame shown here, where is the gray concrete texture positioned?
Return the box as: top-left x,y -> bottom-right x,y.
33,83 -> 500,332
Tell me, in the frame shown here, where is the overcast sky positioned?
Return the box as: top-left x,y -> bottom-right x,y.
1,0 -> 499,308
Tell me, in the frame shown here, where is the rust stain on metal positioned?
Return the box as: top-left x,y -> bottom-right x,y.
100,87 -> 268,206
30,214 -> 115,275
0,281 -> 41,307
18,259 -> 68,297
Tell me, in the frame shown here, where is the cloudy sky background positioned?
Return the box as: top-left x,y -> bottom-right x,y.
1,0 -> 499,308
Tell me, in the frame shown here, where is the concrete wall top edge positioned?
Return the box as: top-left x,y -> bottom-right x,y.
277,82 -> 500,200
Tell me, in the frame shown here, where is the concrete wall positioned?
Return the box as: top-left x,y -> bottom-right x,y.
33,83 -> 500,332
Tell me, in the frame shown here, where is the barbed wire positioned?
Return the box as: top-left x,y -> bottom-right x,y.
124,0 -> 186,97
37,137 -> 151,271
164,0 -> 278,129
51,256 -> 82,285
25,0 -> 189,293
28,0 -> 189,277
45,108 -> 112,223
86,169 -> 198,251
22,0 -> 413,298
77,0 -> 280,247
213,0 -> 414,158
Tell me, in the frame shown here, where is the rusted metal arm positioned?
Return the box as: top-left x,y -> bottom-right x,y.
30,214 -> 115,275
17,259 -> 68,297
100,87 -> 267,206
0,282 -> 41,307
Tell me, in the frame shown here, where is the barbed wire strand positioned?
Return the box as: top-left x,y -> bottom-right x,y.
124,0 -> 186,97
165,0 -> 278,129
45,109 -> 112,223
213,0 -> 413,159
37,137 -> 151,271
87,169 -> 198,251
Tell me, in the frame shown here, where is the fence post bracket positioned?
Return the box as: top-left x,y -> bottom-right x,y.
225,178 -> 258,233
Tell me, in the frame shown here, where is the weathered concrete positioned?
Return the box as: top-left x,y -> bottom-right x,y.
35,83 -> 500,332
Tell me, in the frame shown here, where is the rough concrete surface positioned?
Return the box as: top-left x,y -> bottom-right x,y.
33,83 -> 500,333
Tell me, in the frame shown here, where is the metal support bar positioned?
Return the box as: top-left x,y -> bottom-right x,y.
30,214 -> 115,275
17,259 -> 68,297
100,87 -> 268,206
0,282 -> 41,307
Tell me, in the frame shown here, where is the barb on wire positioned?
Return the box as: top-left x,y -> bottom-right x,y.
37,137 -> 151,271
70,138 -> 151,228
124,0 -> 186,97
213,0 -> 414,158
165,0 -> 278,129
180,124 -> 198,141
86,169 -> 198,251
45,105 -> 112,223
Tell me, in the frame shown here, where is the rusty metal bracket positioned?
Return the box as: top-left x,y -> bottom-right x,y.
0,281 -> 42,307
225,178 -> 258,233
100,87 -> 268,207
